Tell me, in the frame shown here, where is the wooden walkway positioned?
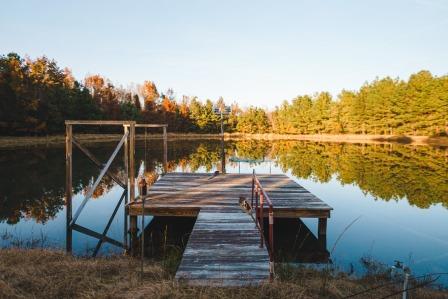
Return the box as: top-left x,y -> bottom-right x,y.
174,208 -> 270,286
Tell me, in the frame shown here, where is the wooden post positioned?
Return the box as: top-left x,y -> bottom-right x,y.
268,207 -> 274,256
318,218 -> 327,249
129,122 -> 135,202
123,125 -> 129,252
268,205 -> 274,281
259,193 -> 264,248
220,135 -> 226,174
163,126 -> 168,174
139,177 -> 147,275
129,122 -> 137,255
65,124 -> 73,253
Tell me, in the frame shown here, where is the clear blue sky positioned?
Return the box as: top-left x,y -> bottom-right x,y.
1,0 -> 447,108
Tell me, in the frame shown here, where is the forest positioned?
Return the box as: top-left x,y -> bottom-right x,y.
0,52 -> 447,136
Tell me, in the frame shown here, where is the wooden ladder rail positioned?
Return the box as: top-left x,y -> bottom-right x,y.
251,170 -> 275,281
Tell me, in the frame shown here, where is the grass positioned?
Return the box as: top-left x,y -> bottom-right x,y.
0,248 -> 447,298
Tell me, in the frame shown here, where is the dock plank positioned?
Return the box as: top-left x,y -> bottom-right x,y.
129,173 -> 332,218
174,209 -> 270,286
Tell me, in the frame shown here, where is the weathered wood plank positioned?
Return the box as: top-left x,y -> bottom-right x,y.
128,173 -> 332,219
174,209 -> 270,286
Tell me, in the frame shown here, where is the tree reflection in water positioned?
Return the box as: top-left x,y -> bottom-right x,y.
0,139 -> 446,225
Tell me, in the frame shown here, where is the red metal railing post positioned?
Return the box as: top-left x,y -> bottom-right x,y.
251,169 -> 255,208
255,187 -> 259,228
253,175 -> 275,280
269,204 -> 274,280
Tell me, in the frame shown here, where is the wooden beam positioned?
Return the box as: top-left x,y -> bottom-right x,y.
65,120 -> 136,125
123,125 -> 129,251
129,206 -> 200,217
65,124 -> 72,253
129,122 -> 137,256
71,224 -> 124,248
70,131 -> 129,225
72,136 -> 126,188
92,190 -> 126,256
129,123 -> 135,202
134,124 -> 168,128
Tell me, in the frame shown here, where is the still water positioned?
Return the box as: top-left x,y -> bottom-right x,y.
1,139 -> 447,283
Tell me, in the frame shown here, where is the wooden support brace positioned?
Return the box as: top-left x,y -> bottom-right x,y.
70,131 -> 129,226
65,124 -> 72,253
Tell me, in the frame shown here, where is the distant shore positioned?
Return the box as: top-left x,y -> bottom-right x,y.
0,133 -> 447,149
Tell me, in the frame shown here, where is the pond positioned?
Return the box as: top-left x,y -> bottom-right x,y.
1,139 -> 447,284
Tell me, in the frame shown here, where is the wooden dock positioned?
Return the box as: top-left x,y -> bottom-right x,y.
128,172 -> 332,286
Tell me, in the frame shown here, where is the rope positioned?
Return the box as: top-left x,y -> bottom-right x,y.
344,272 -> 448,298
140,127 -> 148,282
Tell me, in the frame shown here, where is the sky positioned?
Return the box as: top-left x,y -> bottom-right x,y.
1,0 -> 447,108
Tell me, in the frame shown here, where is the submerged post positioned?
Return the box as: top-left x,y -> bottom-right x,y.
65,124 -> 73,253
163,126 -> 168,174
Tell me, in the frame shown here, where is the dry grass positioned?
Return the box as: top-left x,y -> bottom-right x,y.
0,249 -> 447,299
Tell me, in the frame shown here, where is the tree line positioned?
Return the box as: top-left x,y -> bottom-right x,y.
1,52 -> 447,136
0,53 -> 268,135
272,72 -> 448,136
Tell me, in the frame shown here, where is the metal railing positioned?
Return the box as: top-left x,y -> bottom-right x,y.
251,170 -> 275,280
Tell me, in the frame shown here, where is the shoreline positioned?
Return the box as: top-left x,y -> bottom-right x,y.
0,248 -> 446,298
0,133 -> 447,149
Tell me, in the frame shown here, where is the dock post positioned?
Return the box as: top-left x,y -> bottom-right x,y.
163,126 -> 168,174
65,124 -> 73,253
259,193 -> 264,248
129,122 -> 138,255
268,205 -> 274,281
220,134 -> 226,174
129,122 -> 135,202
123,125 -> 129,252
318,218 -> 327,249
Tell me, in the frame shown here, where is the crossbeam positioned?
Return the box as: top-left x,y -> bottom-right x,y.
71,223 -> 125,249
65,120 -> 135,125
72,136 -> 126,188
124,124 -> 168,128
65,120 -> 168,255
92,189 -> 127,256
70,131 -> 128,226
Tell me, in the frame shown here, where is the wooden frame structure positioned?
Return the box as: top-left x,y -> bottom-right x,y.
65,120 -> 167,255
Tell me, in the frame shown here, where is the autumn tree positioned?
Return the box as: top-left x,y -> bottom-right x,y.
140,80 -> 159,112
236,107 -> 270,133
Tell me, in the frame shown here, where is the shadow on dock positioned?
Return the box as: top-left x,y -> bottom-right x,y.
132,216 -> 330,265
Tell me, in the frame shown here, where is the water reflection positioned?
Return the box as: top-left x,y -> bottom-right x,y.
1,139 -> 447,281
1,140 -> 446,226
